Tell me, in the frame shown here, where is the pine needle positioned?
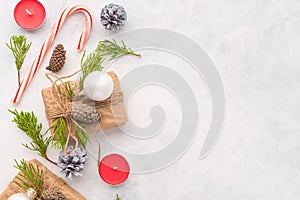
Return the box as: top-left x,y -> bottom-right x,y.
73,120 -> 90,149
79,50 -> 104,90
51,117 -> 67,149
13,159 -> 44,195
75,126 -> 90,149
79,39 -> 140,90
51,117 -> 90,150
59,82 -> 75,101
96,39 -> 141,60
9,109 -> 56,165
6,35 -> 32,85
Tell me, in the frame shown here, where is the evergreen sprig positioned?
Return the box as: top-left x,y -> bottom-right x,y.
51,117 -> 67,149
79,39 -> 140,90
96,39 -> 140,60
9,109 -> 56,165
59,82 -> 75,101
74,121 -> 90,149
79,51 -> 104,90
51,117 -> 90,150
6,35 -> 32,86
14,159 -> 44,195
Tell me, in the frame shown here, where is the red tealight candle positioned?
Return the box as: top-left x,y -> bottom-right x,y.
14,0 -> 46,30
99,154 -> 130,185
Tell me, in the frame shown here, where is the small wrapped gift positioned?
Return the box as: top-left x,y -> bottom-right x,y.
0,159 -> 86,200
41,71 -> 128,135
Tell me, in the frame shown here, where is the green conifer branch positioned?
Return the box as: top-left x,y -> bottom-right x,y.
51,117 -> 67,149
116,194 -> 121,200
96,39 -> 141,60
6,35 -> 32,85
9,109 -> 56,165
79,51 -> 104,90
13,159 -> 44,195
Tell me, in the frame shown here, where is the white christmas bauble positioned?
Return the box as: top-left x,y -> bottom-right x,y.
8,193 -> 31,200
83,71 -> 114,101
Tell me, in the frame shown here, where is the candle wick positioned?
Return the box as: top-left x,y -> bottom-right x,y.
113,166 -> 118,170
26,9 -> 32,16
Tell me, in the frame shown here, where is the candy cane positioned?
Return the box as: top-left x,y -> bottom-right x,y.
13,5 -> 93,104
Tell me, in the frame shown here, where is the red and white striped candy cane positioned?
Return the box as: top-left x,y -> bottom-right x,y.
13,5 -> 93,104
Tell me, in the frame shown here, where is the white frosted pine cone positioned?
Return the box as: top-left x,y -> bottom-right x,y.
57,146 -> 87,180
100,4 -> 127,31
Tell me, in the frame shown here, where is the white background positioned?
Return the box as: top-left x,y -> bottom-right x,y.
1,0 -> 300,199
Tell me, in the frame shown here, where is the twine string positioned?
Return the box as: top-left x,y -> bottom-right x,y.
45,71 -> 110,164
46,71 -> 81,156
45,71 -> 122,165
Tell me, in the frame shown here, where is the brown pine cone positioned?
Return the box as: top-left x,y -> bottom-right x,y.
46,44 -> 66,73
39,189 -> 66,200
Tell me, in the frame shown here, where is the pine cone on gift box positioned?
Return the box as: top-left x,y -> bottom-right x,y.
58,146 -> 87,180
100,4 -> 127,31
46,44 -> 66,73
40,189 -> 66,200
71,103 -> 101,124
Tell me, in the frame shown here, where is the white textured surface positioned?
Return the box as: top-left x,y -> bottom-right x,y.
1,0 -> 300,199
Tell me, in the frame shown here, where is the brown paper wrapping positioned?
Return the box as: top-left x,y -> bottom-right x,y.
0,159 -> 86,200
41,71 -> 128,135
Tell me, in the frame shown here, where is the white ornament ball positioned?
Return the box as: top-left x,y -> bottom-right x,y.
8,193 -> 31,200
83,71 -> 114,101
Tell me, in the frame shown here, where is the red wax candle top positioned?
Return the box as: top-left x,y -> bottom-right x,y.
14,0 -> 46,30
99,154 -> 130,185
